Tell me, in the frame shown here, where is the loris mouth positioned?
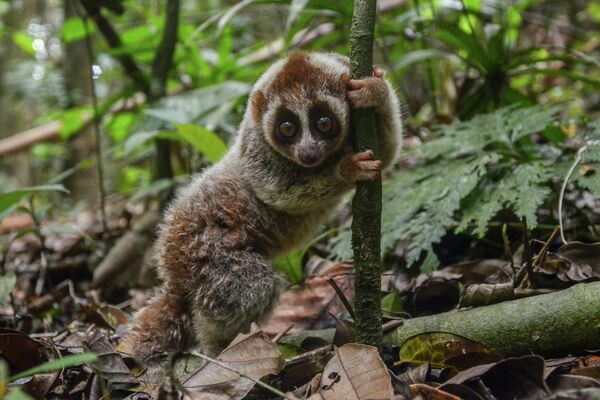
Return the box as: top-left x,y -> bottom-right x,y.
296,152 -> 323,168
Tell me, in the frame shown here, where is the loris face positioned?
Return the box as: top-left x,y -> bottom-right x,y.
249,52 -> 350,168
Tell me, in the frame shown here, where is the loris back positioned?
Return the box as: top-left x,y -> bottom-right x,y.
125,51 -> 402,364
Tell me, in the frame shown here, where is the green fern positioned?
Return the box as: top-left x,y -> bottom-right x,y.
326,105 -> 600,270
457,162 -> 552,237
328,105 -> 562,269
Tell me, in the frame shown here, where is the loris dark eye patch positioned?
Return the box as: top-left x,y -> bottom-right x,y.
309,107 -> 339,138
274,109 -> 300,142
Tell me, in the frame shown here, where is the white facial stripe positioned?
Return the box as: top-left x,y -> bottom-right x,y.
309,53 -> 349,78
262,97 -> 282,145
253,57 -> 287,92
317,93 -> 348,133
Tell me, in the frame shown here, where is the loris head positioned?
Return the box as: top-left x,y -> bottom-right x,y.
248,52 -> 350,168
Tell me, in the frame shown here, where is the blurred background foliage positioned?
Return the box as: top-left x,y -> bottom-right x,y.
1,0 -> 599,278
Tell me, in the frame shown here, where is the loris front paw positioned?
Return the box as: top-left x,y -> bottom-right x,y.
346,67 -> 389,109
337,149 -> 382,184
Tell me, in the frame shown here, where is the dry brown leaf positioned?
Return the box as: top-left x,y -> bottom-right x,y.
85,331 -> 138,390
263,259 -> 354,336
313,343 -> 393,400
183,326 -> 285,399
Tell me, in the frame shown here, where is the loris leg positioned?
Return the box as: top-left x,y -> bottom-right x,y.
125,290 -> 193,364
190,250 -> 284,356
346,67 -> 403,169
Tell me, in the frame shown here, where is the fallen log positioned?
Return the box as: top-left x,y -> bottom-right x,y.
92,210 -> 159,288
384,282 -> 600,357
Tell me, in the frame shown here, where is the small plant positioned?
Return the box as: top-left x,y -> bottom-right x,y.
1,353 -> 97,399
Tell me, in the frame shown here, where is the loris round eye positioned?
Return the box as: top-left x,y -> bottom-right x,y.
316,116 -> 334,134
278,121 -> 297,138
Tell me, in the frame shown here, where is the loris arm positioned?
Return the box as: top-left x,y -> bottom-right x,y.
337,70 -> 402,184
346,68 -> 402,169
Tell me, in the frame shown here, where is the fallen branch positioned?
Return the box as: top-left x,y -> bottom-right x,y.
384,282 -> 600,357
91,211 -> 159,288
0,94 -> 144,157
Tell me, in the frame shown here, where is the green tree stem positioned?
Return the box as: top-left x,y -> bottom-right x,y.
349,0 -> 383,349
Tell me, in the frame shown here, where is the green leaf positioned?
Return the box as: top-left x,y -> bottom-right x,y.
0,360 -> 8,398
61,17 -> 94,43
0,185 -> 69,217
107,112 -> 137,142
12,31 -> 34,56
129,178 -> 175,203
398,332 -> 501,369
10,353 -> 97,381
435,22 -> 490,72
457,162 -> 551,237
174,124 -> 227,163
122,130 -> 160,156
588,2 -> 600,23
275,248 -> 304,285
59,106 -> 91,139
395,49 -> 453,71
383,155 -> 496,267
381,292 -> 404,316
5,388 -> 33,400
217,0 -> 256,33
286,0 -> 310,31
145,81 -> 250,125
0,273 -> 16,306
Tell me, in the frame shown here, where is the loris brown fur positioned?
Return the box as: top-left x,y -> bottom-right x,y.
124,51 -> 403,365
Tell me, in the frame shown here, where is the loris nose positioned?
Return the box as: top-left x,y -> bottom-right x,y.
298,151 -> 319,165
297,143 -> 321,166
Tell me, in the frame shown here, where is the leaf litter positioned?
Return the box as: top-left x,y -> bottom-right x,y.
1,207 -> 600,399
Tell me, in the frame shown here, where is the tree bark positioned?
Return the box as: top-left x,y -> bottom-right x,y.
63,0 -> 99,203
149,0 -> 180,193
385,282 -> 600,357
349,0 -> 383,349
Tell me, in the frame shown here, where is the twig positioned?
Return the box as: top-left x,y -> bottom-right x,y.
501,223 -> 515,276
558,140 -> 600,244
271,324 -> 294,344
514,217 -> 532,289
78,9 -> 108,234
532,226 -> 560,268
327,277 -> 356,320
382,319 -> 404,334
149,0 -> 180,204
285,345 -> 332,368
189,351 -> 293,400
29,197 -> 50,296
79,0 -> 149,90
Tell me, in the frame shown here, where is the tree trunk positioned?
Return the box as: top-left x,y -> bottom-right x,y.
63,0 -> 99,203
149,0 -> 180,204
349,0 -> 383,349
385,282 -> 600,357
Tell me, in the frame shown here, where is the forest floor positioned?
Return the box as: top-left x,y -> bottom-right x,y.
1,206 -> 600,400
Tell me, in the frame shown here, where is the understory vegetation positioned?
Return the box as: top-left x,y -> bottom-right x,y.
1,0 -> 600,399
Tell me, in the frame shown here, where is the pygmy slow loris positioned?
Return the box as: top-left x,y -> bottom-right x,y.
125,51 -> 403,364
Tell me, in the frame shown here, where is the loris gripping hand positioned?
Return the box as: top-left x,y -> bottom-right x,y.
125,52 -> 401,370
338,67 -> 402,184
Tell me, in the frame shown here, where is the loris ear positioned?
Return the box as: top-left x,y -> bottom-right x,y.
250,90 -> 267,125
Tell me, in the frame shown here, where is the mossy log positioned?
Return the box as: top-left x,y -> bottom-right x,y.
384,282 -> 600,356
